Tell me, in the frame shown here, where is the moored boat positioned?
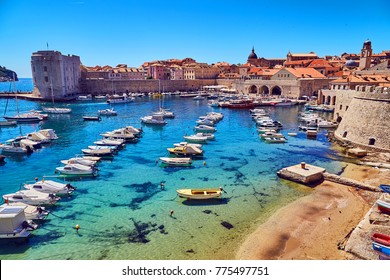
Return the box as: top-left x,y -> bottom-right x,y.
55,164 -> 98,176
377,199 -> 390,214
194,125 -> 216,133
3,190 -> 60,206
0,120 -> 17,127
0,204 -> 37,239
6,203 -> 49,221
83,116 -> 101,121
176,188 -> 223,200
372,242 -> 390,256
167,145 -> 203,157
371,233 -> 390,247
98,108 -> 117,116
379,184 -> 390,194
159,157 -> 192,166
24,179 -> 75,196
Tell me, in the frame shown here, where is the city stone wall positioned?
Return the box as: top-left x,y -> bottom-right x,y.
80,79 -> 217,94
334,92 -> 390,152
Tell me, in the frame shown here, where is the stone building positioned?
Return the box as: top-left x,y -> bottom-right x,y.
359,40 -> 373,70
31,50 -> 81,100
246,47 -> 285,68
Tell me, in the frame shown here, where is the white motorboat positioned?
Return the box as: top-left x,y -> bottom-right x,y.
153,108 -> 175,119
194,125 -> 216,133
173,142 -> 202,149
87,145 -> 117,152
94,138 -> 125,148
193,95 -> 205,100
0,204 -> 37,239
94,95 -> 107,100
55,164 -> 98,176
7,203 -> 49,221
81,156 -> 101,162
98,108 -> 117,116
140,114 -> 167,125
124,126 -> 143,137
82,148 -> 114,157
77,94 -> 92,101
24,179 -> 75,196
260,132 -> 284,139
19,138 -> 41,150
107,94 -> 134,104
101,129 -> 138,142
195,119 -> 215,126
38,129 -> 59,140
25,132 -> 50,144
42,107 -> 72,114
183,134 -> 208,143
3,190 -> 60,206
60,157 -> 97,167
197,132 -> 215,140
287,132 -> 298,137
306,129 -> 318,138
159,157 -> 192,166
317,120 -> 338,128
264,137 -> 287,143
0,141 -> 31,154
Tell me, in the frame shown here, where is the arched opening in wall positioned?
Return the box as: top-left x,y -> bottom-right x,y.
368,138 -> 376,145
326,96 -> 331,105
271,86 -> 282,95
332,96 -> 336,105
260,85 -> 269,95
322,95 -> 325,104
342,131 -> 348,138
248,85 -> 258,94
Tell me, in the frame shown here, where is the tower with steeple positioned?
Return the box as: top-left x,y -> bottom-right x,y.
359,39 -> 372,70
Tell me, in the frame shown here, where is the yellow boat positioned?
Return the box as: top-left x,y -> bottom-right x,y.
176,188 -> 222,200
167,145 -> 203,157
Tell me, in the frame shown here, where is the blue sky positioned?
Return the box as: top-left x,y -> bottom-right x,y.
1,0 -> 389,77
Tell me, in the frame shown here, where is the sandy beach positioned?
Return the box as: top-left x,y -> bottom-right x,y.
236,162 -> 390,260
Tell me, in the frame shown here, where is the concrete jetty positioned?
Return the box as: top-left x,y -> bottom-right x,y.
276,162 -> 325,185
277,162 -> 381,192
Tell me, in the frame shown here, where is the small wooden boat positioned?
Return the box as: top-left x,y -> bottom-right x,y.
372,242 -> 390,256
376,199 -> 390,214
379,184 -> 390,194
83,116 -> 101,121
371,233 -> 390,247
176,188 -> 222,200
160,157 -> 192,166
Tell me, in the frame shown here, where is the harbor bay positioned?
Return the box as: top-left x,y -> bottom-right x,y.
0,96 -> 342,260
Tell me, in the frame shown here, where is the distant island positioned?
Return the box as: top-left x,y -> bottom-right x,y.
0,66 -> 18,82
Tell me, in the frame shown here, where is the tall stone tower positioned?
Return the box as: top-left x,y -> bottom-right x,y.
359,39 -> 372,70
31,50 -> 81,100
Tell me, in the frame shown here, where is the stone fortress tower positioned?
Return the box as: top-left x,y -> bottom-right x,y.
359,39 -> 373,70
31,50 -> 81,100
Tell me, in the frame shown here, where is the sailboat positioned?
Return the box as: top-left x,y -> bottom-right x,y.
153,82 -> 175,118
3,74 -> 43,123
42,81 -> 72,114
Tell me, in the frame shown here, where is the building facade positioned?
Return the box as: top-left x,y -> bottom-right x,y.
31,50 -> 81,100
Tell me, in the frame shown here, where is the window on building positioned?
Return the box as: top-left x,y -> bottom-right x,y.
342,131 -> 348,138
346,106 -> 349,111
368,138 -> 376,145
340,104 -> 342,110
44,76 -> 48,82
44,66 -> 47,72
33,66 -> 35,72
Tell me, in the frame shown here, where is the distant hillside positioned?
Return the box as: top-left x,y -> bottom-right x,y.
0,66 -> 18,82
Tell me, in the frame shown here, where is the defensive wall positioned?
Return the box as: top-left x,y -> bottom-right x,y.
80,79 -> 217,95
334,92 -> 390,152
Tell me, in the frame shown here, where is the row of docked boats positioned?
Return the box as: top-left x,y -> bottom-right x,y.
0,129 -> 59,156
1,177 -> 76,240
161,112 -> 224,200
251,109 -> 288,143
55,126 -> 143,177
371,184 -> 390,259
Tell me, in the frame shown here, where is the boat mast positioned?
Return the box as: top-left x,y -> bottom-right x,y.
13,73 -> 20,116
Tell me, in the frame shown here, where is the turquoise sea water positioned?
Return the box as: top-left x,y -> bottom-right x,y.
0,95 -> 342,260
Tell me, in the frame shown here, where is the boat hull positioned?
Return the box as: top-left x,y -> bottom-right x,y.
176,189 -> 222,200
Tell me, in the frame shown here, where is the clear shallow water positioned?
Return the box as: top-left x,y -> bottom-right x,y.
0,96 -> 342,260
